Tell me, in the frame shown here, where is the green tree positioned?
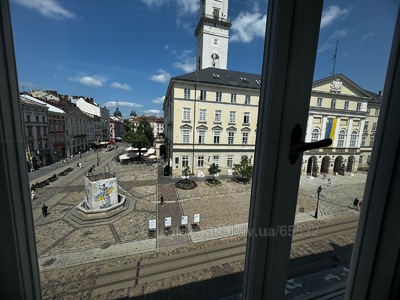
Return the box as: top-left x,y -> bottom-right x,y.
123,117 -> 154,159
233,155 -> 254,182
208,163 -> 221,180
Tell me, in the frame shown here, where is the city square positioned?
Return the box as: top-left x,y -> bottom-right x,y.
28,149 -> 366,298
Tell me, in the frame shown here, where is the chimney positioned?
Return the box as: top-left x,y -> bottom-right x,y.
378,90 -> 382,97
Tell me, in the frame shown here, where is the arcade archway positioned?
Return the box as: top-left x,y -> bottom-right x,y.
320,156 -> 330,174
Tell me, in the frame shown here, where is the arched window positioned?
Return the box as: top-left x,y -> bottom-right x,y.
337,130 -> 346,148
349,130 -> 358,147
311,128 -> 320,142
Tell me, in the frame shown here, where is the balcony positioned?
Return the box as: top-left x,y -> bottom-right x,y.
195,13 -> 232,36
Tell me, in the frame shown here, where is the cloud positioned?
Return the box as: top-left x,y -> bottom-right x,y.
150,69 -> 172,83
363,32 -> 374,40
111,82 -> 131,90
14,0 -> 75,20
143,109 -> 162,115
152,96 -> 165,104
329,29 -> 349,39
103,101 -> 143,108
230,11 -> 266,43
140,0 -> 167,7
68,75 -> 107,87
173,50 -> 196,73
175,0 -> 199,16
317,43 -> 331,53
320,6 -> 351,29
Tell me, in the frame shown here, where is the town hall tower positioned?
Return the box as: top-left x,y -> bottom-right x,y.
195,0 -> 231,70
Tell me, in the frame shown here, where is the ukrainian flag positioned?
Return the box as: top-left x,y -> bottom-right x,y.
325,118 -> 337,146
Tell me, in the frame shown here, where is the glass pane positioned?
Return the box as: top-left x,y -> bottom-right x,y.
287,1 -> 398,298
9,0 -> 398,298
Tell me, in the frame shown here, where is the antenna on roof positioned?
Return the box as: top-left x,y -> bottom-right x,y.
330,40 -> 339,76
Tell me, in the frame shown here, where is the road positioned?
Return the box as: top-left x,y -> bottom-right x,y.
29,149 -> 360,299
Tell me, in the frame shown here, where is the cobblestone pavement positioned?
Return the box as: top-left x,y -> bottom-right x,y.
30,157 -> 368,299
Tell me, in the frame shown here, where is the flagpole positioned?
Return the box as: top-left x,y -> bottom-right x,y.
332,40 -> 339,75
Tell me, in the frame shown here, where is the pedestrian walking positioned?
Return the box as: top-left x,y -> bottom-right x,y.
328,178 -> 331,186
42,204 -> 48,217
160,195 -> 164,205
358,200 -> 363,210
332,253 -> 339,267
353,198 -> 359,210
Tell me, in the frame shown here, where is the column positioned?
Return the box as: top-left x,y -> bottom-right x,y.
305,115 -> 313,142
345,118 -> 354,148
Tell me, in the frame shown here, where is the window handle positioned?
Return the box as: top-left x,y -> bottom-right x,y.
289,124 -> 332,164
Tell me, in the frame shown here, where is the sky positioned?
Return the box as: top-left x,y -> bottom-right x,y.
9,0 -> 399,119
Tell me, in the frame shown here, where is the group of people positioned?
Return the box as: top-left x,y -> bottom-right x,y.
353,198 -> 363,210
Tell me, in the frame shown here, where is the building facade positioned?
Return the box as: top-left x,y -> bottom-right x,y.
20,96 -> 49,170
164,68 -> 260,177
164,69 -> 381,177
302,74 -> 375,176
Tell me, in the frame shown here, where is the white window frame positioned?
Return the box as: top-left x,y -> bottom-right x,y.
350,130 -> 358,147
197,155 -> 204,167
199,109 -> 206,121
364,121 -> 369,131
200,90 -> 207,100
344,101 -> 349,110
198,129 -> 205,144
227,155 -> 233,168
213,130 -> 221,144
231,93 -> 237,103
182,129 -> 190,143
356,102 -> 361,111
181,155 -> 189,168
243,112 -> 250,124
213,155 -> 219,166
229,111 -> 236,123
337,129 -> 347,148
242,131 -> 249,144
182,108 -> 191,121
245,95 -> 251,105
228,131 -> 234,144
361,134 -> 367,146
216,91 -> 222,102
214,110 -> 222,123
310,128 -> 320,142
316,97 -> 322,107
184,88 -> 190,99
331,98 -> 336,109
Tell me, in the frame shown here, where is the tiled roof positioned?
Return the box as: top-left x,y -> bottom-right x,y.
173,67 -> 262,89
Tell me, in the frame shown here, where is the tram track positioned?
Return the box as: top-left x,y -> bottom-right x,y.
41,218 -> 358,298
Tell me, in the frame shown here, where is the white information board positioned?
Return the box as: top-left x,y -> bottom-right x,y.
181,216 -> 188,225
194,213 -> 200,223
165,217 -> 172,227
149,219 -> 156,230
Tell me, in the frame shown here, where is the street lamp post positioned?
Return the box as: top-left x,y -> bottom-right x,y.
314,185 -> 322,219
97,150 -> 100,166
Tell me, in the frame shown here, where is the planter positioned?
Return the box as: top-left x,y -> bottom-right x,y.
175,179 -> 197,190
